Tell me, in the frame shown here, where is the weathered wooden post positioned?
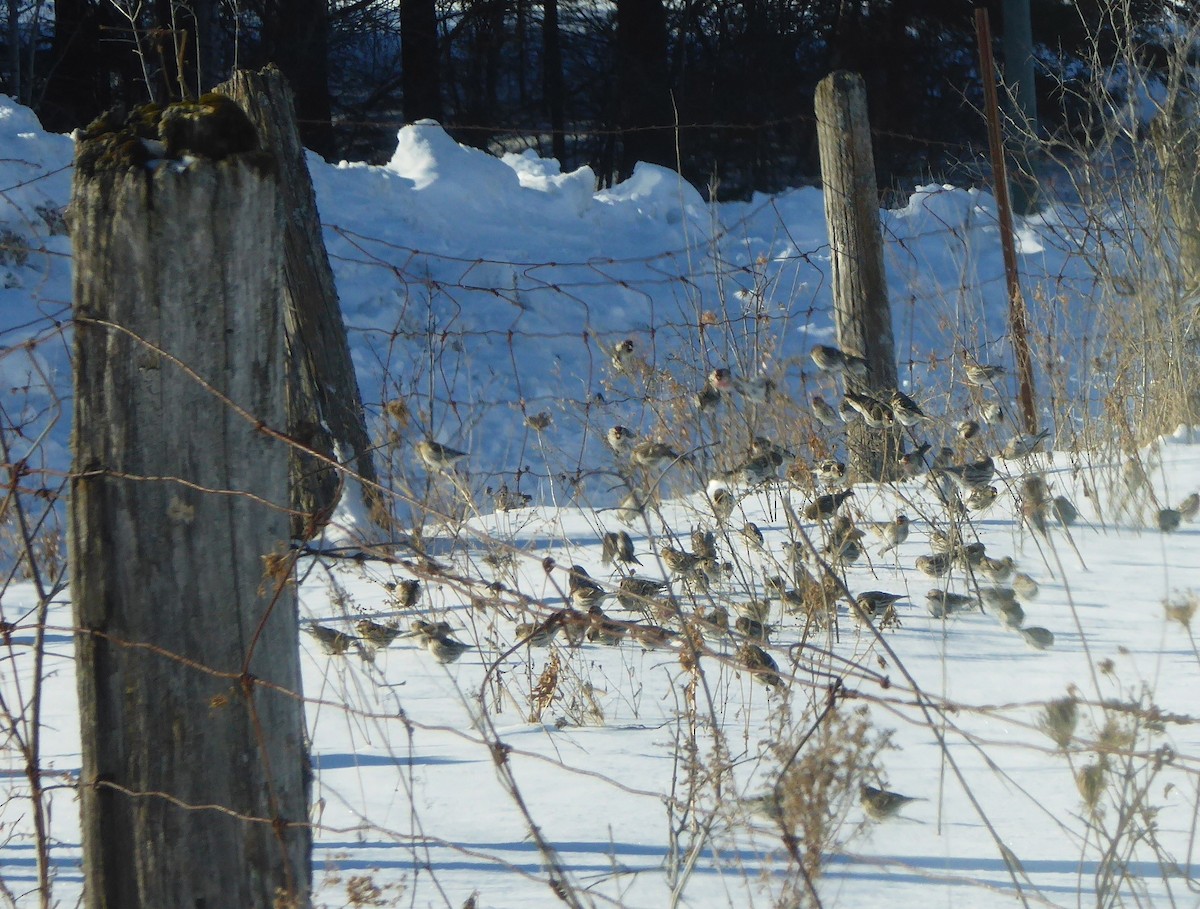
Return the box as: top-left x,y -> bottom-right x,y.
69,99 -> 311,908
217,66 -> 381,538
814,70 -> 900,482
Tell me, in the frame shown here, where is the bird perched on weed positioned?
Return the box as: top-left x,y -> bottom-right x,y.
897,441 -> 932,478
415,439 -> 468,473
980,401 -> 1004,424
810,343 -> 848,373
843,392 -> 894,428
606,425 -> 636,456
741,522 -> 765,551
305,622 -> 354,655
356,618 -> 401,649
610,338 -> 637,374
696,367 -> 733,412
965,485 -> 999,512
602,531 -> 641,568
1051,495 -> 1077,527
964,362 -> 1006,387
423,633 -> 472,663
389,578 -> 421,611
1001,429 -> 1051,460
811,395 -> 840,427
889,389 -> 926,426
632,439 -> 685,472
936,455 -> 995,491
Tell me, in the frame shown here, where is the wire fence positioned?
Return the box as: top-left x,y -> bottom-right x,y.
1,134 -> 1200,909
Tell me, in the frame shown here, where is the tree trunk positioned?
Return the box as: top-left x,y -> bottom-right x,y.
70,148 -> 311,908
615,0 -> 676,178
815,70 -> 900,483
401,0 -> 442,122
218,66 -> 381,538
260,0 -> 334,158
542,0 -> 566,163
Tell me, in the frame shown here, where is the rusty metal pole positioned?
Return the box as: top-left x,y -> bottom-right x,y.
975,7 -> 1038,433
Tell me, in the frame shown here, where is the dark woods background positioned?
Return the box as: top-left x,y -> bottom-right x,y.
4,0 -> 1177,199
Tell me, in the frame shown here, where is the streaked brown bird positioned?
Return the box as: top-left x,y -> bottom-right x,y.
843,391 -> 894,428
964,362 -> 1006,386
602,530 -> 641,567
861,784 -> 921,819
741,521 -> 765,550
871,513 -> 910,555
737,643 -> 782,688
811,395 -> 841,427
606,424 -> 637,456
615,576 -> 669,614
305,623 -> 354,655
356,619 -> 401,648
915,552 -> 954,578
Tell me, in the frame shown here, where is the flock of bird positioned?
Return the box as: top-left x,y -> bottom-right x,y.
303,337 -> 1199,821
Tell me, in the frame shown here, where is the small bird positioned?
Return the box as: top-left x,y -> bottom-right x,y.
423,633 -> 472,663
691,528 -> 718,560
978,586 -> 1018,611
409,619 -> 453,639
980,401 -> 1004,424
1012,572 -> 1040,599
804,488 -> 854,521
814,458 -> 847,486
1001,429 -> 1051,460
925,589 -> 977,617
1051,495 -> 1078,527
606,425 -> 637,456
735,614 -> 773,641
843,353 -> 870,378
615,576 -> 669,614
737,643 -> 782,687
843,391 -> 894,428
916,552 -> 954,578
871,513 -> 910,555
810,343 -> 848,372
390,579 -> 422,611
584,605 -> 626,646
1178,492 -> 1199,521
660,545 -> 700,577
601,530 -> 641,568
568,564 -> 608,609
516,617 -> 561,647
741,521 -> 765,550
889,389 -> 926,426
632,439 -> 685,472
838,399 -> 859,423
1020,626 -> 1055,650
812,395 -> 841,427
1158,508 -> 1182,533
736,598 -> 772,624
996,598 -> 1026,630
610,338 -> 637,374
415,439 -> 468,473
957,420 -> 980,442
615,490 -> 647,526
305,623 -> 354,655
955,541 -> 987,567
491,483 -> 532,511
897,441 -> 932,478
860,784 -> 921,819
964,362 -> 1006,386
854,591 -> 906,624
965,485 -> 999,512
936,455 -> 995,491
355,618 -> 401,648
734,374 -> 777,404
711,486 -> 736,523
978,555 -> 1016,584
696,367 -> 732,411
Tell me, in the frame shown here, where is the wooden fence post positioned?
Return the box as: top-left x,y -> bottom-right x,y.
69,106 -> 311,908
814,70 -> 900,482
217,66 -> 381,538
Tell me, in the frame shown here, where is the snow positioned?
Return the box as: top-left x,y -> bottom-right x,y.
1,94 -> 1198,908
